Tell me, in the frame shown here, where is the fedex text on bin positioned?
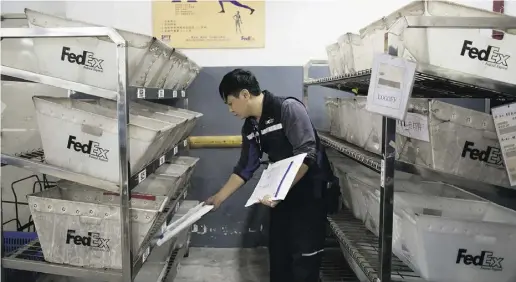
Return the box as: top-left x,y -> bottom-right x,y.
67,135 -> 109,162
66,230 -> 110,251
456,248 -> 503,271
460,40 -> 510,69
461,141 -> 504,168
61,46 -> 104,72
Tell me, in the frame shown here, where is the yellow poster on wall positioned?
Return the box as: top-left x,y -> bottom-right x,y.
152,0 -> 265,49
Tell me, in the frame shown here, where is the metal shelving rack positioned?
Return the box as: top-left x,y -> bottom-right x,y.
303,16 -> 516,282
0,27 -> 197,282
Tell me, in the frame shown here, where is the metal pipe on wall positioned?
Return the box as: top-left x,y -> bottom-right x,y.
187,136 -> 242,148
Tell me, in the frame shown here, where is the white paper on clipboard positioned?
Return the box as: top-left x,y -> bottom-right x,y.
491,103 -> 516,186
156,203 -> 214,246
245,153 -> 307,207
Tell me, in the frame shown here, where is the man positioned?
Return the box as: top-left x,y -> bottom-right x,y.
218,0 -> 255,14
205,69 -> 331,282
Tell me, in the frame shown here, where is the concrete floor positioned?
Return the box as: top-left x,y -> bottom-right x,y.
173,247 -> 270,282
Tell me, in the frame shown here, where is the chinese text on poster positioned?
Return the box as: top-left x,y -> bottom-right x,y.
152,0 -> 265,48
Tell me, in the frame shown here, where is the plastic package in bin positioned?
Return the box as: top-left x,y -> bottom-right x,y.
325,43 -> 344,76
168,156 -> 200,183
8,9 -> 200,93
132,156 -> 199,198
32,96 -> 175,186
162,51 -> 201,90
325,96 -> 510,187
28,180 -> 168,269
88,98 -> 192,157
364,181 -> 486,237
326,147 -> 415,220
135,100 -> 202,145
339,1 -> 516,85
395,194 -> 516,282
337,33 -> 361,74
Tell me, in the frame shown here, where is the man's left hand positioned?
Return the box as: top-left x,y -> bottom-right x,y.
260,195 -> 280,208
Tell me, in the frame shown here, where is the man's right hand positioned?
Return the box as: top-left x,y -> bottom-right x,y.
205,193 -> 225,210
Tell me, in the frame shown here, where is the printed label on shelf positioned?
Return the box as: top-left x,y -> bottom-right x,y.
159,155 -> 166,166
396,113 -> 430,142
491,104 -> 516,186
142,246 -> 150,263
366,53 -> 417,121
137,88 -> 146,99
158,89 -> 165,98
181,90 -> 186,97
380,159 -> 385,188
183,140 -> 188,147
173,91 -> 178,98
138,170 -> 147,183
174,146 -> 178,155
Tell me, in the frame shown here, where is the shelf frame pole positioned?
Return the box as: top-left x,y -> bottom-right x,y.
115,34 -> 133,282
0,27 -> 131,282
378,32 -> 397,282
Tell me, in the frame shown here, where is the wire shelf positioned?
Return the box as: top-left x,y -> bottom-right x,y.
304,65 -> 516,99
328,209 -> 422,282
1,138 -> 189,192
2,186 -> 189,281
320,247 -> 361,282
133,185 -> 189,272
319,132 -> 381,172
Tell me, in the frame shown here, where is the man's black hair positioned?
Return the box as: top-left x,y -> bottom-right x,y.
219,69 -> 261,102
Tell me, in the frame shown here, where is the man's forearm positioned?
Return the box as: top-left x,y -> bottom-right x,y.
218,173 -> 245,200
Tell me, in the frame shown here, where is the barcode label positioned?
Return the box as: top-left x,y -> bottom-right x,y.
380,159 -> 385,188
142,247 -> 150,263
138,170 -> 147,183
137,88 -> 145,99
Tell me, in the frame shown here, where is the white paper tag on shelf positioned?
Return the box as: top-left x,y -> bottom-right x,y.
173,91 -> 178,98
174,146 -> 178,155
181,90 -> 186,97
142,247 -> 150,263
380,159 -> 385,188
183,140 -> 188,147
396,113 -> 430,142
491,104 -> 516,186
158,89 -> 165,98
138,170 -> 147,183
366,53 -> 416,121
159,155 -> 166,166
137,88 -> 145,99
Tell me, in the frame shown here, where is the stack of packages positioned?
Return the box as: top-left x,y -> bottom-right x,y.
11,9 -> 204,270
325,1 -> 516,282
